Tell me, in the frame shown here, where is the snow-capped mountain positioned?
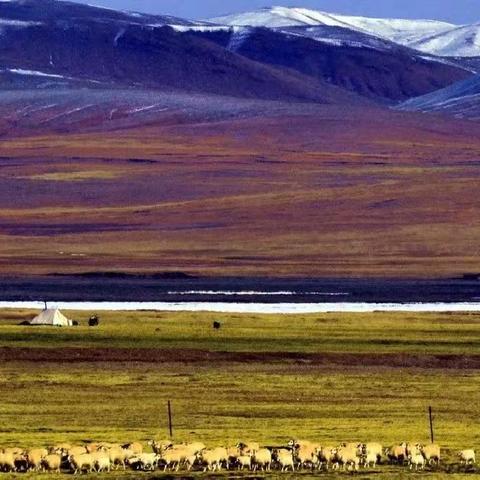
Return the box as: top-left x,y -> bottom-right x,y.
398,74 -> 480,119
210,6 -> 480,57
210,7 -> 455,44
408,24 -> 480,57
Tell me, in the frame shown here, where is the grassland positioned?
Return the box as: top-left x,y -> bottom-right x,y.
0,309 -> 479,478
1,107 -> 480,278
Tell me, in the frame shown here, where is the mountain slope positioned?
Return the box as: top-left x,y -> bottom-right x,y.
0,1 -> 363,104
398,75 -> 480,119
193,27 -> 471,102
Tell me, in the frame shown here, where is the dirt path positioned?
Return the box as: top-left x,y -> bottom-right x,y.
1,347 -> 479,368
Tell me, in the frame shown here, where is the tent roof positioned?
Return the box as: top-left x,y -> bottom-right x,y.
30,308 -> 72,326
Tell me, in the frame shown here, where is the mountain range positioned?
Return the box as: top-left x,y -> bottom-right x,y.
0,1 -> 478,111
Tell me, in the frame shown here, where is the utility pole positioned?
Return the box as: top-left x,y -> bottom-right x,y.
167,400 -> 173,439
428,406 -> 434,443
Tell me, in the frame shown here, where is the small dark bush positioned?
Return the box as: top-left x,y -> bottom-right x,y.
72,320 -> 79,326
88,315 -> 99,327
213,321 -> 221,329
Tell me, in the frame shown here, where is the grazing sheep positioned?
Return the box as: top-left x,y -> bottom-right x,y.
159,446 -> 194,471
70,454 -> 95,474
199,447 -> 228,472
226,446 -> 241,468
128,453 -> 158,471
14,453 -> 28,472
409,453 -> 426,471
274,449 -> 295,471
362,451 -> 378,468
361,442 -> 383,463
236,454 -> 252,470
0,452 -> 16,472
252,448 -> 272,471
42,454 -> 61,473
108,447 -> 134,470
26,448 -> 48,472
386,444 -> 407,464
90,451 -> 111,472
419,443 -> 440,466
406,442 -> 421,458
295,444 -> 318,469
332,446 -> 360,471
458,449 -> 476,466
316,446 -> 335,470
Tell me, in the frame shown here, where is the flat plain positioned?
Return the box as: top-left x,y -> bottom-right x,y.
1,105 -> 480,278
0,309 -> 478,478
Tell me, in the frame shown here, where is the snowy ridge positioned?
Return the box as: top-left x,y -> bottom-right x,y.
409,23 -> 480,57
210,6 -> 480,57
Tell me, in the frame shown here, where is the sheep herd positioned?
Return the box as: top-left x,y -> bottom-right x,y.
0,439 -> 476,474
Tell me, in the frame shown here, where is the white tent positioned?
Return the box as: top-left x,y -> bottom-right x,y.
30,308 -> 73,327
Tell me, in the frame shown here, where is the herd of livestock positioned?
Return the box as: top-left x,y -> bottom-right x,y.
0,439 -> 477,474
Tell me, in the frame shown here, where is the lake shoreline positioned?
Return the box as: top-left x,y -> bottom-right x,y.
2,300 -> 480,313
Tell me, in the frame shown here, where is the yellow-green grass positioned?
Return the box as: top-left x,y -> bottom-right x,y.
0,310 -> 479,478
0,310 -> 479,355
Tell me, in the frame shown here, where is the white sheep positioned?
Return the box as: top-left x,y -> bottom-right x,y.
409,453 -> 426,470
458,449 -> 475,466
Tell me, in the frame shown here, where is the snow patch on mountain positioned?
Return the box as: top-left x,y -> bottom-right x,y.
409,24 -> 480,57
4,68 -> 65,78
0,18 -> 41,27
210,6 -> 480,57
210,7 -> 455,45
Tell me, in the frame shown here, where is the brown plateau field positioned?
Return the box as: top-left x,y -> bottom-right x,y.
0,104 -> 480,277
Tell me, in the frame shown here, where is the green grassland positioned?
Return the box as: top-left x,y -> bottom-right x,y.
0,309 -> 478,478
1,310 -> 480,354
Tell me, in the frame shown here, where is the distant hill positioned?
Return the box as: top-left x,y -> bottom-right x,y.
398,74 -> 480,119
